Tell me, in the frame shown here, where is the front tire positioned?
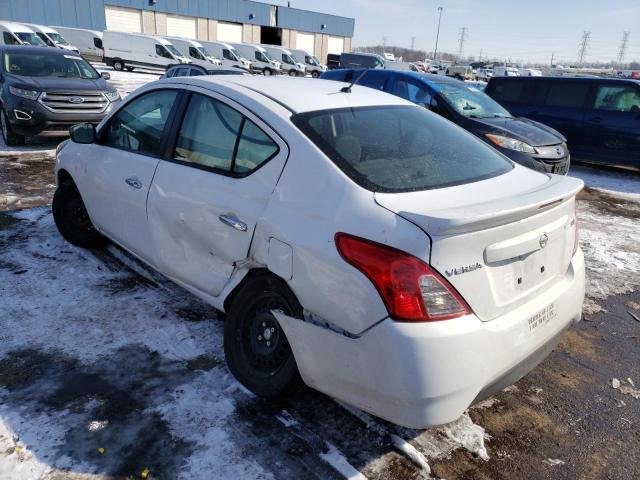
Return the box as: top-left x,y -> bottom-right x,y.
52,179 -> 107,249
263,68 -> 273,76
288,69 -> 297,77
1,108 -> 25,147
224,273 -> 302,397
113,60 -> 124,71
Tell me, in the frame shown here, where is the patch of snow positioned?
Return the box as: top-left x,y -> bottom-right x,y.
471,397 -> 500,409
437,413 -> 490,462
319,442 -> 367,480
569,165 -> 640,196
542,458 -> 565,466
612,378 -> 621,389
389,435 -> 431,473
611,378 -> 640,400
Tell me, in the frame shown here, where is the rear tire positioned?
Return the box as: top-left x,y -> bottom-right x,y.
52,179 -> 107,249
263,68 -> 273,76
0,108 -> 26,147
224,273 -> 302,397
113,60 -> 124,71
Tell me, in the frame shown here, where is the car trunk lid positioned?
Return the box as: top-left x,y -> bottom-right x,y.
375,168 -> 583,321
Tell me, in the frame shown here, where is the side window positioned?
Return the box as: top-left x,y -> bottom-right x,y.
103,89 -> 178,156
189,47 -> 198,58
234,120 -> 279,173
392,78 -> 432,105
189,68 -> 204,77
155,44 -> 172,59
593,84 -> 640,112
540,82 -> 590,108
174,67 -> 190,77
3,32 -> 18,45
490,81 -> 523,103
93,37 -> 103,49
223,49 -> 233,60
174,94 -> 242,171
173,93 -> 279,175
359,71 -> 389,91
165,68 -> 176,78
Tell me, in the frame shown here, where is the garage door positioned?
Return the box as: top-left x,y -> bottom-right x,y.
327,37 -> 345,55
296,32 -> 315,53
217,22 -> 243,43
105,6 -> 142,33
166,15 -> 196,39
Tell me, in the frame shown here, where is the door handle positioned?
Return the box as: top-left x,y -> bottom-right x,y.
125,177 -> 142,189
588,116 -> 602,124
219,214 -> 248,232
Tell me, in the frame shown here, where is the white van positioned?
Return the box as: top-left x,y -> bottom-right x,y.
52,26 -> 103,61
518,68 -> 543,77
0,22 -> 47,47
260,45 -> 305,76
198,40 -> 251,71
230,43 -> 281,75
163,36 -> 222,67
22,24 -> 79,53
493,66 -> 520,77
289,48 -> 326,78
102,31 -> 190,71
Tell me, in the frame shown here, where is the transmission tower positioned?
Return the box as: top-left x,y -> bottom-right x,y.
382,36 -> 388,47
577,31 -> 591,66
617,31 -> 630,65
457,27 -> 467,59
410,36 -> 416,50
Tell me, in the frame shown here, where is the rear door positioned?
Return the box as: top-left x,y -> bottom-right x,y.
584,81 -> 640,167
147,87 -> 288,296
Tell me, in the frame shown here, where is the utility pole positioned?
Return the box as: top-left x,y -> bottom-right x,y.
550,52 -> 554,67
433,6 -> 443,60
577,31 -> 590,67
479,48 -> 483,62
410,36 -> 416,50
457,27 -> 467,60
382,36 -> 387,47
617,31 -> 630,66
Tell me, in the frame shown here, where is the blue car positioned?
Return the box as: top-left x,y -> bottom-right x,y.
321,69 -> 570,174
486,76 -> 640,169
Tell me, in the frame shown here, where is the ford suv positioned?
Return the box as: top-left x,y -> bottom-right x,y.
0,46 -> 121,146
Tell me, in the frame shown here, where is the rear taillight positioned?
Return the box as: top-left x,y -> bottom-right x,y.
335,233 -> 471,322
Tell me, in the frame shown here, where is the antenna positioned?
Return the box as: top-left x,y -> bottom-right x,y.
340,68 -> 371,93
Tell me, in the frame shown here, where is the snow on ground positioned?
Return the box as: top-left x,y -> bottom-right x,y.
569,164 -> 640,196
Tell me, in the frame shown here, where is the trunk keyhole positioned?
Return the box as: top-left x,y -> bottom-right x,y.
540,266 -> 545,273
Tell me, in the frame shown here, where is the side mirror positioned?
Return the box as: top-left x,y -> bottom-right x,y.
69,123 -> 96,144
101,71 -> 111,80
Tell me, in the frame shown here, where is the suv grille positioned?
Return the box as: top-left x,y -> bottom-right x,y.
39,91 -> 108,114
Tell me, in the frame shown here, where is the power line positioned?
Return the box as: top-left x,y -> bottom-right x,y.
617,31 -> 630,65
458,27 -> 467,58
577,31 -> 591,66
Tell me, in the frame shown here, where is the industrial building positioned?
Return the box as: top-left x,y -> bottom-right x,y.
0,0 -> 354,62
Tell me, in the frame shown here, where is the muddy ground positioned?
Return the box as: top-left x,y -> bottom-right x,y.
0,141 -> 639,480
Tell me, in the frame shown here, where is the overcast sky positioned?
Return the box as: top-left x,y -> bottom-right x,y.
281,0 -> 640,64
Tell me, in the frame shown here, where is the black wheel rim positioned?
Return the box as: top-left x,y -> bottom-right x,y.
239,298 -> 291,377
65,194 -> 94,233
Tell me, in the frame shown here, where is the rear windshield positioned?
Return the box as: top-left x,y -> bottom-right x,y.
292,105 -> 513,193
3,51 -> 99,79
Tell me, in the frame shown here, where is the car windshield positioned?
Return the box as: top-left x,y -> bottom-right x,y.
305,55 -> 319,66
292,105 -> 513,193
48,32 -> 69,45
256,51 -> 272,62
282,54 -> 296,65
227,48 -> 240,61
164,44 -> 182,57
434,82 -> 512,118
198,46 -> 212,58
15,32 -> 46,46
3,51 -> 99,79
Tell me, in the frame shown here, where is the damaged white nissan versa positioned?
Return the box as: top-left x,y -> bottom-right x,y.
52,76 -> 585,428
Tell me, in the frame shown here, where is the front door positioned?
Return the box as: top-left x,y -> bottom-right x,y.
585,82 -> 640,167
81,88 -> 180,259
147,89 -> 288,297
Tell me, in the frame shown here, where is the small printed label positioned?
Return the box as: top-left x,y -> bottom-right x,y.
528,303 -> 557,331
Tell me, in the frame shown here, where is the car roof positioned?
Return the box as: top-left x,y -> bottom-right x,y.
0,21 -> 37,31
0,45 -> 78,55
162,76 -> 412,113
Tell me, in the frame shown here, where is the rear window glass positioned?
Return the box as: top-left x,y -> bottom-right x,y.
539,82 -> 589,108
292,106 -> 513,193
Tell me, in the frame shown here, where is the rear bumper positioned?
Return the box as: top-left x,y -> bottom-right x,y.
277,249 -> 585,429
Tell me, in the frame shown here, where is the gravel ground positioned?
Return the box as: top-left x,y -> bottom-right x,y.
0,68 -> 638,479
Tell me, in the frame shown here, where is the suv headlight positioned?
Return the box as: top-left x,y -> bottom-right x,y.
104,90 -> 120,102
9,86 -> 40,100
485,134 -> 537,154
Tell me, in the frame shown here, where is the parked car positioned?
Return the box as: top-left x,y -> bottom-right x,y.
446,65 -> 475,80
476,68 -> 493,82
0,22 -> 47,47
386,61 -> 420,72
163,36 -> 222,67
163,63 -> 246,78
321,69 -> 570,174
51,26 -> 103,61
340,52 -> 385,69
289,48 -> 326,78
0,46 -> 121,146
102,31 -> 190,71
519,68 -> 542,77
230,43 -> 281,75
198,40 -> 251,71
260,45 -> 305,77
22,24 -> 79,53
326,53 -> 340,70
493,66 -> 520,77
52,75 -> 584,429
486,76 -> 640,168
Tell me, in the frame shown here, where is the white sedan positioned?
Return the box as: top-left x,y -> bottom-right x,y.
53,76 -> 585,428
